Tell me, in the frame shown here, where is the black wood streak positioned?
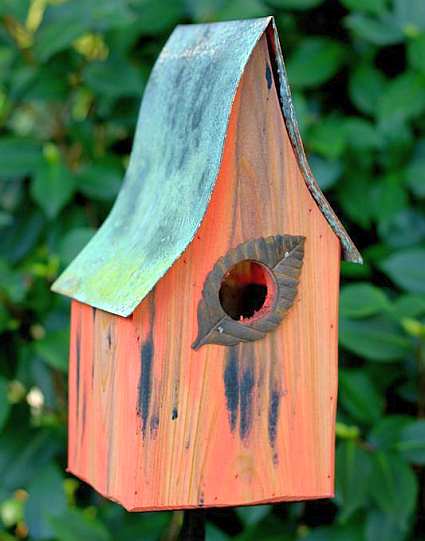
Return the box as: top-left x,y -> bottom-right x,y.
265,63 -> 273,90
268,389 -> 281,462
171,351 -> 180,427
138,338 -> 153,436
91,358 -> 95,391
224,347 -> 239,432
107,326 -> 112,349
224,346 -> 256,439
150,414 -> 159,436
239,365 -> 254,440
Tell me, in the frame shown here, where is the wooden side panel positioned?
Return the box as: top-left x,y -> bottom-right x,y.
68,34 -> 341,510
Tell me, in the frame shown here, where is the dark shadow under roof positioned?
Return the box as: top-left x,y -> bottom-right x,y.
52,17 -> 361,317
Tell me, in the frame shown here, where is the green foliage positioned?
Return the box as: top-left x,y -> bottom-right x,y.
0,0 -> 423,540
287,38 -> 346,88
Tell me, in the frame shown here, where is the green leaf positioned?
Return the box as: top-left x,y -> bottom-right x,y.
378,72 -> 425,122
205,524 -> 230,541
185,0 -> 225,21
365,510 -> 407,541
369,452 -> 417,529
405,158 -> 425,198
378,209 -> 425,248
396,420 -> 425,464
34,19 -> 89,62
236,505 -> 271,527
83,57 -> 146,99
287,38 -> 346,88
368,415 -> 413,452
0,209 -> 45,264
0,138 -> 42,178
131,0 -> 184,34
381,248 -> 425,293
339,369 -> 384,424
59,227 -> 95,266
340,283 -> 390,318
0,0 -> 30,21
77,160 -> 123,201
302,523 -> 364,541
0,260 -> 28,303
371,174 -> 408,225
340,0 -> 387,14
335,440 -> 372,521
48,508 -> 112,541
407,33 -> 425,72
337,174 -> 374,229
345,12 -> 404,45
24,464 -> 66,540
33,0 -> 135,60
0,211 -> 12,228
31,161 -> 76,219
339,315 -> 411,361
0,304 -> 9,334
307,117 -> 347,159
349,64 -> 387,115
394,0 -> 425,35
265,0 -> 325,8
391,294 -> 425,319
309,156 -> 342,190
341,260 -> 372,279
0,376 -> 10,432
34,330 -> 69,372
0,428 -> 60,493
344,118 -> 382,149
215,0 -> 269,21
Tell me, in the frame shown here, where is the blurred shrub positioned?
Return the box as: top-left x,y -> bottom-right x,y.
0,0 -> 424,540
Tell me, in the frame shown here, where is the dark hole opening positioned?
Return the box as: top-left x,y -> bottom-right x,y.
219,260 -> 273,321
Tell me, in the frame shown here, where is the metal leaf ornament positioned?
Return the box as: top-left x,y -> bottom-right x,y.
192,235 -> 305,350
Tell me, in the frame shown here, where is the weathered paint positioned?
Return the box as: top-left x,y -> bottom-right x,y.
268,389 -> 280,448
239,360 -> 255,440
138,339 -> 154,436
224,348 -> 239,433
52,17 -> 360,318
265,63 -> 273,90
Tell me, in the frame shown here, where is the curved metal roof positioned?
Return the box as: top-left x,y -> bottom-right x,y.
52,17 -> 361,316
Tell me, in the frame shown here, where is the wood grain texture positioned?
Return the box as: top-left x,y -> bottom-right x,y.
68,35 -> 341,511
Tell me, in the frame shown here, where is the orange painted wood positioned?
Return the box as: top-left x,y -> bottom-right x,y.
68,34 -> 341,511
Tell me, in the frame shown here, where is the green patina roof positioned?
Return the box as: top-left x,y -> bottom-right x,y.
52,17 -> 361,317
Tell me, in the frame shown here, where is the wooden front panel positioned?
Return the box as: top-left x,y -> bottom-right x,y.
68,35 -> 341,511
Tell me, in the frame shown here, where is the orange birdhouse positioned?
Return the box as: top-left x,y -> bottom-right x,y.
52,16 -> 361,512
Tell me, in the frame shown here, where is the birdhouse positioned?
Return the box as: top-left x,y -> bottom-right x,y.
52,16 -> 361,512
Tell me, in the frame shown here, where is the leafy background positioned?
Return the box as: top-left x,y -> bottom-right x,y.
0,0 -> 424,539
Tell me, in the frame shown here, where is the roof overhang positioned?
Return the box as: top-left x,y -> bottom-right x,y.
52,17 -> 361,317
